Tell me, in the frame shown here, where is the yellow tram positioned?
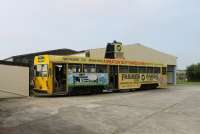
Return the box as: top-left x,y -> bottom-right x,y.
33,55 -> 167,96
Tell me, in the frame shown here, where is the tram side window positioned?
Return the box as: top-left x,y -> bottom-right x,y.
154,67 -> 161,73
147,67 -> 154,73
162,67 -> 167,75
96,65 -> 107,73
68,64 -> 82,73
119,66 -> 129,73
35,64 -> 48,77
138,67 -> 147,73
129,66 -> 138,73
83,64 -> 96,73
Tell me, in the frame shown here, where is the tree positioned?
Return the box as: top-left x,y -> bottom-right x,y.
186,63 -> 200,81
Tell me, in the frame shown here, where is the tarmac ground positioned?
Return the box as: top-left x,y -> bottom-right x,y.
0,84 -> 200,134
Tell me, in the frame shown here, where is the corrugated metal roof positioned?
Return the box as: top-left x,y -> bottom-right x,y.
4,48 -> 79,60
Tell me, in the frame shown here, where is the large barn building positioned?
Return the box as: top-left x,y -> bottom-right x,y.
83,43 -> 177,84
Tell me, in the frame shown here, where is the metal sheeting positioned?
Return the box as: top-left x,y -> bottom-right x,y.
88,44 -> 177,66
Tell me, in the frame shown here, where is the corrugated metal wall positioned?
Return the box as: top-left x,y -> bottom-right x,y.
89,44 -> 177,65
0,64 -> 29,99
88,44 -> 177,84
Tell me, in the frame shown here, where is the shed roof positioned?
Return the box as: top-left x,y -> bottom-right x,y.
4,48 -> 79,60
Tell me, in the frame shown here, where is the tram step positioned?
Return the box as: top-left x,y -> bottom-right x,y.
53,91 -> 66,96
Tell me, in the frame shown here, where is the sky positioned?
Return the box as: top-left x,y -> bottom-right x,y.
0,0 -> 199,69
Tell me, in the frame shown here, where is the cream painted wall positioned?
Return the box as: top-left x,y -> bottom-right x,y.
0,64 -> 29,99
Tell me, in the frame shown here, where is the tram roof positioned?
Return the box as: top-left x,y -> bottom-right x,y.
40,55 -> 166,67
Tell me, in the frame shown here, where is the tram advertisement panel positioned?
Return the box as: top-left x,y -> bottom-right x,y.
119,73 -> 160,89
68,73 -> 109,86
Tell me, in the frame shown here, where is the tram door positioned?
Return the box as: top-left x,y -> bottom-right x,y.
53,64 -> 66,93
109,65 -> 119,89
